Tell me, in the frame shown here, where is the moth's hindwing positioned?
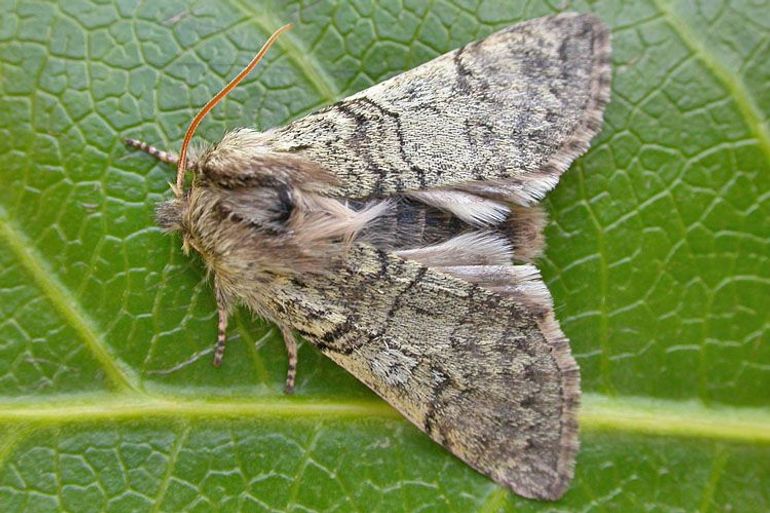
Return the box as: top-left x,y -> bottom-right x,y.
271,246 -> 578,501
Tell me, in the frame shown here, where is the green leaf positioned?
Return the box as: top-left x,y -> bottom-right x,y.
1,0 -> 768,511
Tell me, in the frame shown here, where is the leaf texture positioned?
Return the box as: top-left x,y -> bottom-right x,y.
0,0 -> 768,511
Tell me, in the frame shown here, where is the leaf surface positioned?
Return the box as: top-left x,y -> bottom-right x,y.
1,0 -> 768,511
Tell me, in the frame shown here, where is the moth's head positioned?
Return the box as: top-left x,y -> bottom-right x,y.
155,194 -> 203,256
155,195 -> 188,233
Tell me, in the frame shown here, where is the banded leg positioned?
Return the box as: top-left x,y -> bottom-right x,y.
212,305 -> 229,367
124,138 -> 179,165
280,326 -> 298,394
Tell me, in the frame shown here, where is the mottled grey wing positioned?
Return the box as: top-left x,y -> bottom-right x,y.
277,245 -> 578,500
262,13 -> 611,203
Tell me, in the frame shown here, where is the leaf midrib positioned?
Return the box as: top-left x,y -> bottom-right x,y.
2,2 -> 768,463
3,193 -> 769,446
0,393 -> 768,445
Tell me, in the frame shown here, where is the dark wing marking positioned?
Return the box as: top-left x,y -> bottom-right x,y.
269,245 -> 578,500
263,13 -> 611,204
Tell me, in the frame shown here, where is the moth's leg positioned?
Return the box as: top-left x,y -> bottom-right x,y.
280,326 -> 298,394
124,138 -> 179,166
212,304 -> 229,367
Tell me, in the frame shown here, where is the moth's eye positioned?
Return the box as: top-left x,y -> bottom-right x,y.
271,185 -> 294,223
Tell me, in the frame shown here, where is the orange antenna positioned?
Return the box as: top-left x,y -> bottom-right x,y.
174,23 -> 293,195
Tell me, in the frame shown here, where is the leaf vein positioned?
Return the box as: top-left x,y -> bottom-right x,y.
653,0 -> 770,162
0,208 -> 139,393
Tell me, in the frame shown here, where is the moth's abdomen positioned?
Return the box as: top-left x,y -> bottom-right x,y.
499,204 -> 547,262
357,196 -> 546,262
357,197 -> 466,249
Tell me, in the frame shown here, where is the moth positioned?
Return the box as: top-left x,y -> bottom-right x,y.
126,13 -> 611,500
